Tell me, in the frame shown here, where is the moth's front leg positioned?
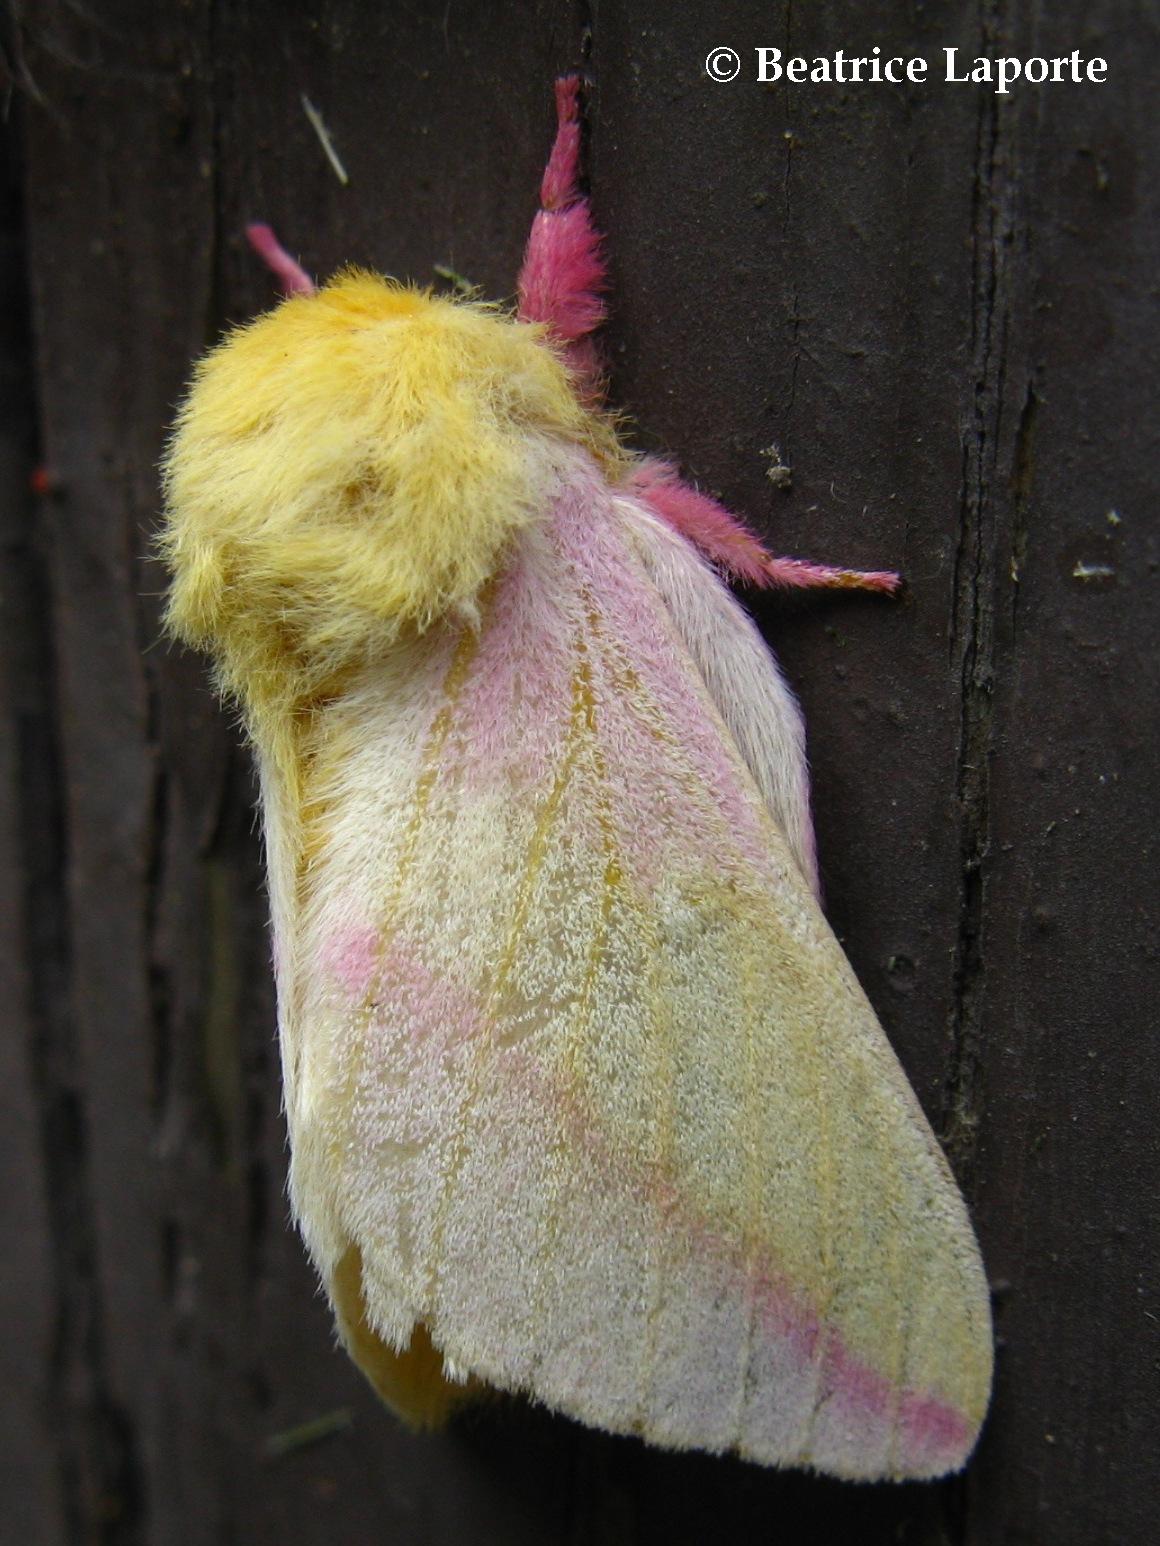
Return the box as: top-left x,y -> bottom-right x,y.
625,457 -> 901,595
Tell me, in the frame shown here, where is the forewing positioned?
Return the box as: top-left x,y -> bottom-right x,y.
285,463 -> 992,1480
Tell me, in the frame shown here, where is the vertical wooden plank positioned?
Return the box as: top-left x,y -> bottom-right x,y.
963,3 -> 1160,1542
0,117 -> 69,1546
23,4 -> 219,1538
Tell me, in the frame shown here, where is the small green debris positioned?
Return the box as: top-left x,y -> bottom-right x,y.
263,1408 -> 354,1460
433,263 -> 476,295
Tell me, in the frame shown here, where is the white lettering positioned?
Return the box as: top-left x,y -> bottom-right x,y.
945,46 -> 969,82
755,47 -> 782,82
752,45 -> 1104,91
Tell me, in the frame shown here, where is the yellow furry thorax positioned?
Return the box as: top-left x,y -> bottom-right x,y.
160,271 -> 626,729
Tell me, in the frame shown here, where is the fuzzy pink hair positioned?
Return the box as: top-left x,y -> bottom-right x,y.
626,460 -> 900,595
516,77 -> 607,396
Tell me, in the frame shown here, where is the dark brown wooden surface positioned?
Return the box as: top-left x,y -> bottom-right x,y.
4,2 -> 1157,1542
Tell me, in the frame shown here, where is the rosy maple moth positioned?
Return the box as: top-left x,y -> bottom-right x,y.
160,77 -> 992,1480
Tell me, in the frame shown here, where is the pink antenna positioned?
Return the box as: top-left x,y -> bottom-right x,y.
516,77 -> 607,398
245,222 -> 317,297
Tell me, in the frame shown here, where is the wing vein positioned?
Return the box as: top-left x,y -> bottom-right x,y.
883,1111 -> 910,1477
582,593 -> 675,1435
732,896 -> 763,1450
801,1019 -> 838,1457
524,629 -> 624,1389
423,624 -> 591,1312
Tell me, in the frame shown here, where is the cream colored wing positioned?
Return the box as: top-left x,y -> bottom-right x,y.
275,459 -> 992,1480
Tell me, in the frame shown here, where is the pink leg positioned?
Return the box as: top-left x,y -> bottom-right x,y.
626,459 -> 900,595
517,77 -> 607,398
245,222 -> 316,297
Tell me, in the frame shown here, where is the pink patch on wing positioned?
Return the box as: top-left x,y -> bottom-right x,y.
899,1389 -> 974,1469
823,1335 -> 896,1420
549,1020 -> 972,1468
321,923 -> 381,1001
667,1171 -> 972,1471
442,462 -> 783,889
646,1166 -> 970,1465
375,939 -> 480,1058
457,536 -> 573,791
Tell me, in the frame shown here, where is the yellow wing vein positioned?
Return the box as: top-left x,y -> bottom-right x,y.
584,605 -> 678,1435
731,900 -> 763,1449
878,1050 -> 910,1476
885,1211 -> 911,1477
422,624 -> 592,1311
800,1005 -> 839,1458
522,626 -> 625,1388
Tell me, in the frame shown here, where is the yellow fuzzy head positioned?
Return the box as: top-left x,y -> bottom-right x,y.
160,271 -> 619,719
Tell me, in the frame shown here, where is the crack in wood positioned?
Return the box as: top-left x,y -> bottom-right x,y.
943,30 -> 1011,1190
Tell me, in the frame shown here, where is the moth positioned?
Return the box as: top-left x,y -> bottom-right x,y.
161,77 -> 992,1480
